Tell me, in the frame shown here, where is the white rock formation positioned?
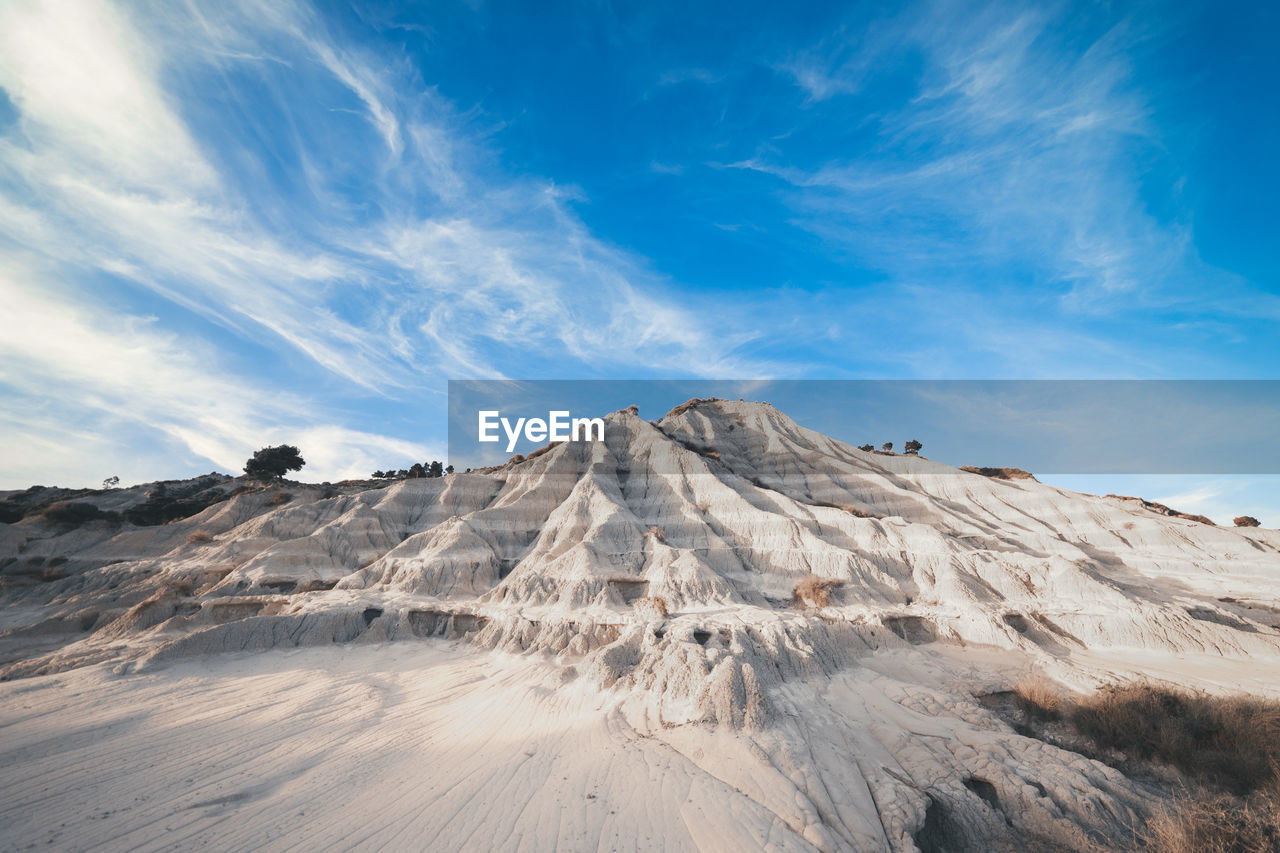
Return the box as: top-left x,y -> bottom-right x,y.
1,399 -> 1277,851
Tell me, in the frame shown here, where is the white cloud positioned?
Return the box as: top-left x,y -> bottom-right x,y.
761,0 -> 1250,335
0,0 -> 775,487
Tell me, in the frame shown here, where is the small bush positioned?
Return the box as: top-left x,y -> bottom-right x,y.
1013,673 -> 1063,722
186,529 -> 214,545
264,491 -> 293,507
40,502 -> 119,526
1068,685 -> 1280,795
1234,516 -> 1262,528
124,484 -> 230,526
646,525 -> 666,542
793,574 -> 840,608
635,596 -> 670,619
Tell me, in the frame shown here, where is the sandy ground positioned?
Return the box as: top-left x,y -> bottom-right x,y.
0,642 -> 815,853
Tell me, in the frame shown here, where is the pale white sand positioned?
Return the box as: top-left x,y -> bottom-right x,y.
1,644 -> 821,852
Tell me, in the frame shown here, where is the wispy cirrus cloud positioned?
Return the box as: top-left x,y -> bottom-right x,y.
0,257 -> 436,484
759,0 -> 1271,334
0,0 -> 773,487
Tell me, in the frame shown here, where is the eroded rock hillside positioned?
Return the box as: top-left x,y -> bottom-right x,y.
3,398 -> 1278,851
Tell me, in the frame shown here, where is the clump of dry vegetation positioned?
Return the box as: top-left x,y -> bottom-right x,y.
264,491 -> 293,507
1144,788 -> 1280,853
793,574 -> 840,608
635,596 -> 670,619
186,529 -> 214,545
1006,681 -> 1280,851
39,501 -> 121,526
1068,685 -> 1280,795
1234,516 -> 1262,528
1013,673 -> 1063,722
645,526 -> 666,542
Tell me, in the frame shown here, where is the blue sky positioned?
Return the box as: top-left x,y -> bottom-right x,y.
0,0 -> 1276,521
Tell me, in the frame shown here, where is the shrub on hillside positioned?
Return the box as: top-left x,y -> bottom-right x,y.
1004,680 -> 1280,850
1234,516 -> 1261,528
793,574 -> 840,608
1066,685 -> 1280,795
1013,674 -> 1063,722
40,501 -> 120,526
123,485 -> 228,527
634,596 -> 670,620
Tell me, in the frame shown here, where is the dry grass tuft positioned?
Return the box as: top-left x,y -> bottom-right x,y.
1013,673 -> 1064,722
1069,685 -> 1280,796
1144,788 -> 1280,853
635,596 -> 669,619
793,574 -> 840,608
997,680 -> 1280,851
264,491 -> 293,507
186,529 -> 214,545
646,525 -> 666,542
